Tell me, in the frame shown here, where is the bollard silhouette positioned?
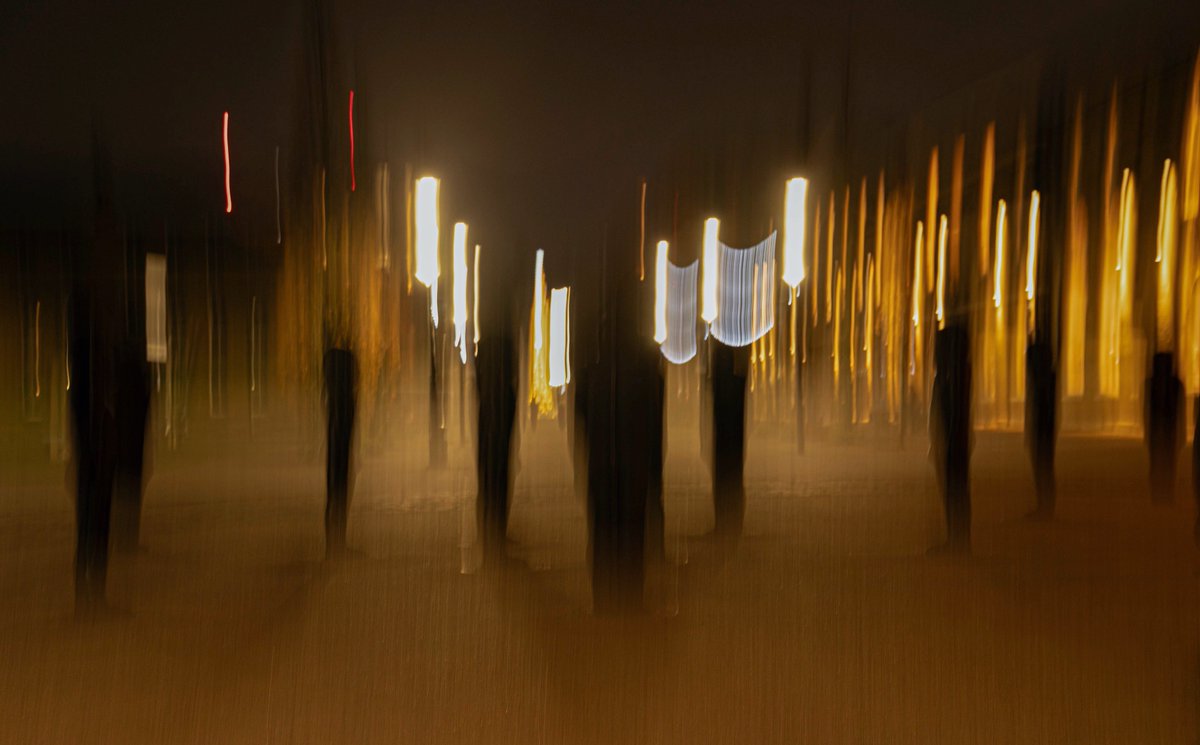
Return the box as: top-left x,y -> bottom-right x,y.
323,347 -> 357,558
1145,352 -> 1183,504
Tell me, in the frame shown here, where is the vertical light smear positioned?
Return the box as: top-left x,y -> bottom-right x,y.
1026,190 -> 1041,332
834,266 -> 844,395
950,135 -> 964,287
655,240 -> 669,343
377,163 -> 390,269
979,123 -> 995,276
936,215 -> 948,329
857,178 -> 867,311
414,176 -> 440,324
875,170 -> 885,305
826,191 -> 835,322
1116,171 -> 1137,331
864,255 -> 874,422
1064,97 -> 1087,396
452,222 -> 468,360
912,221 -> 925,328
782,177 -> 808,287
993,201 -> 1008,416
146,254 -> 168,363
1099,88 -> 1120,396
812,193 -> 821,327
925,147 -> 938,291
473,244 -> 481,347
639,180 -> 647,281
1181,52 -> 1200,393
1157,160 -> 1178,351
911,221 -> 925,389
222,112 -> 232,214
702,218 -> 720,323
549,287 -> 570,388
414,177 -> 440,287
994,201 -> 1007,309
842,185 -> 850,290
533,249 -> 545,350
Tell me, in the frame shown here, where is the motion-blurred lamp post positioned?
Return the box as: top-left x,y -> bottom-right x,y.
781,177 -> 808,290
701,217 -> 720,325
453,221 -> 469,363
654,240 -> 669,344
414,175 -> 446,465
415,176 -> 441,324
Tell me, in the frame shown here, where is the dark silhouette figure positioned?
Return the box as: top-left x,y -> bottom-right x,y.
69,129 -> 123,615
111,340 -> 151,554
929,325 -> 972,553
69,294 -> 118,613
1145,352 -> 1183,503
709,341 -> 749,540
576,219 -> 660,614
645,355 -> 667,564
1025,340 -> 1057,518
581,333 -> 658,614
475,326 -> 518,565
323,347 -> 357,557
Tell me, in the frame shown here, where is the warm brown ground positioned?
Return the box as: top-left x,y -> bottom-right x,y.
0,403 -> 1196,744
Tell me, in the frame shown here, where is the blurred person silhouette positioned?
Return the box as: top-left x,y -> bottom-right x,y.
323,344 -> 357,558
68,129 -> 123,615
111,323 -> 151,555
1145,352 -> 1183,503
929,325 -> 972,553
577,214 -> 659,614
473,248 -> 519,567
709,340 -> 749,541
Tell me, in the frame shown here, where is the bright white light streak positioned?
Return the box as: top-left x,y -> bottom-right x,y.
453,223 -> 468,361
662,260 -> 699,364
1026,190 -> 1040,305
654,240 -> 669,343
701,217 -> 720,323
936,214 -> 948,329
473,244 -> 481,347
548,287 -> 570,387
994,200 -> 1007,308
414,177 -> 440,287
782,177 -> 808,287
533,249 -> 545,351
711,232 -> 777,347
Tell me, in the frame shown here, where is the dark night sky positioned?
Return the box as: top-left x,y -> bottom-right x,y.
1,0 -> 1196,253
